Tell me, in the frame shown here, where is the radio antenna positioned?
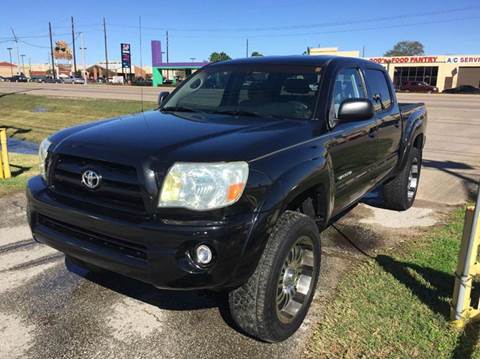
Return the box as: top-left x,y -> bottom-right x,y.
139,16 -> 144,112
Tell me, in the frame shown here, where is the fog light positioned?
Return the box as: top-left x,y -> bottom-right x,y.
195,244 -> 213,265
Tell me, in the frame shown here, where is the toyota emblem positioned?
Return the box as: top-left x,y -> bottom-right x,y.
81,170 -> 102,189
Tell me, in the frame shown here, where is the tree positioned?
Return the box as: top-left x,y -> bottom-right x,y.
384,41 -> 425,57
209,52 -> 232,63
251,51 -> 263,57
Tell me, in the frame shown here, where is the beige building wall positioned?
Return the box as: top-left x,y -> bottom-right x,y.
0,64 -> 15,77
308,47 -> 360,57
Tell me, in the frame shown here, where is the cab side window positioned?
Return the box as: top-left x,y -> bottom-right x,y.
365,69 -> 392,112
330,68 -> 367,128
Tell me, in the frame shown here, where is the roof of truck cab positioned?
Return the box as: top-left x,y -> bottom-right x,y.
207,55 -> 377,68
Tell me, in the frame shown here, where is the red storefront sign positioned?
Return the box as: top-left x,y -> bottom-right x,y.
369,56 -> 439,64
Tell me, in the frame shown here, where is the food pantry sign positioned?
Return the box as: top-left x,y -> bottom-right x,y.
369,55 -> 480,64
369,56 -> 440,64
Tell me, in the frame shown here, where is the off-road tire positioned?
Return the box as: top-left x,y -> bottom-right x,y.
228,211 -> 321,342
383,146 -> 421,210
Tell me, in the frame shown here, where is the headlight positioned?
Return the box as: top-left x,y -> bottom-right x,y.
38,138 -> 51,180
159,162 -> 249,211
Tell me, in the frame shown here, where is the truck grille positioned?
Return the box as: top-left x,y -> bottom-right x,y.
51,154 -> 146,215
38,214 -> 148,260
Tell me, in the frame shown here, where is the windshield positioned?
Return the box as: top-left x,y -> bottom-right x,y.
161,64 -> 322,120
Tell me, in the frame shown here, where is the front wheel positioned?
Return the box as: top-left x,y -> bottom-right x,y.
228,211 -> 321,342
383,146 -> 421,210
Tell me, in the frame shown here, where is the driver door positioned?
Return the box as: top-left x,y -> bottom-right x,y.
328,67 -> 379,214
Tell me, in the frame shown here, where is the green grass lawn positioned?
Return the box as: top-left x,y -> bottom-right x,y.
307,208 -> 480,358
0,153 -> 38,197
0,94 -> 156,143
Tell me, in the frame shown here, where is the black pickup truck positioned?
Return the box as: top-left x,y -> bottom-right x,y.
27,55 -> 427,342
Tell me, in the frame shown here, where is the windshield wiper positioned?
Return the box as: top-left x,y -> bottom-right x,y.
212,109 -> 267,117
160,106 -> 197,113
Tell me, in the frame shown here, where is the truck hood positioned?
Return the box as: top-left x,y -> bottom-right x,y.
53,110 -> 315,166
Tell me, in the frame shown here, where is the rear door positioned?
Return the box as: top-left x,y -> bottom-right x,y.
364,68 -> 402,180
328,67 -> 379,213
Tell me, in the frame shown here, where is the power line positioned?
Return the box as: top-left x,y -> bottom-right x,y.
164,15 -> 480,39
108,5 -> 480,32
18,39 -> 50,48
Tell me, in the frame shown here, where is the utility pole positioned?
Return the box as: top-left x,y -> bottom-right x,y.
246,39 -> 249,58
166,30 -> 169,63
80,32 -> 87,85
6,47 -> 13,77
10,28 -> 21,74
103,17 -> 109,82
20,54 -> 26,74
71,16 -> 77,73
362,45 -> 366,58
165,30 -> 169,81
49,22 -> 56,79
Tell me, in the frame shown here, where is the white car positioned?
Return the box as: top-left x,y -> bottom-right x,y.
62,76 -> 85,84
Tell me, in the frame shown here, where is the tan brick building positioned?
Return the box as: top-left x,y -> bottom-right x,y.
0,62 -> 16,77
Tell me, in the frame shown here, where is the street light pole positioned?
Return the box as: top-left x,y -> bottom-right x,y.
6,47 -> 13,77
80,32 -> 87,85
20,54 -> 26,75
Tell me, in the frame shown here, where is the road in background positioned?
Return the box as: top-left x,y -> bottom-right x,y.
0,86 -> 479,358
0,82 -> 171,102
397,93 -> 480,204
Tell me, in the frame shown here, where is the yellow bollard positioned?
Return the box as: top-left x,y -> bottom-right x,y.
0,128 -> 11,179
451,196 -> 480,328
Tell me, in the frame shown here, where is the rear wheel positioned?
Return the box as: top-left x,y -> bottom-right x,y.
383,146 -> 421,210
228,211 -> 321,342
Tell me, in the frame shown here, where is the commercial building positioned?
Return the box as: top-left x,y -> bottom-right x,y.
308,47 -> 480,92
369,55 -> 480,91
307,47 -> 360,58
151,41 -> 208,86
0,62 -> 16,77
86,61 -> 147,81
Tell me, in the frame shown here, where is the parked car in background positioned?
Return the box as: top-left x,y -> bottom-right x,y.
442,85 -> 480,94
28,55 -> 427,343
131,77 -> 153,86
10,74 -> 28,82
44,76 -> 62,84
399,81 -> 438,93
0,76 -> 7,82
31,76 -> 47,83
62,76 -> 85,84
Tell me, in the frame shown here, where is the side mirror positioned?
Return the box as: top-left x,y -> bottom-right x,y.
337,98 -> 375,122
158,91 -> 170,107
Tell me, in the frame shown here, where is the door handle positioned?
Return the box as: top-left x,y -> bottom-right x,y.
368,127 -> 378,138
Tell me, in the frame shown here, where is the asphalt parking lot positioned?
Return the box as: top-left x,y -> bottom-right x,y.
0,88 -> 479,358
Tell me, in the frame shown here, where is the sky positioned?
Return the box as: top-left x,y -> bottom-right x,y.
0,0 -> 479,67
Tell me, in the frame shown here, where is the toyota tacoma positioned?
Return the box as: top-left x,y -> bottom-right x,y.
27,55 -> 427,342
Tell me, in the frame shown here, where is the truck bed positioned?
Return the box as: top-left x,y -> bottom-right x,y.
399,102 -> 426,119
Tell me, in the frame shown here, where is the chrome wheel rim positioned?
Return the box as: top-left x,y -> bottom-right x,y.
276,236 -> 315,324
407,157 -> 420,200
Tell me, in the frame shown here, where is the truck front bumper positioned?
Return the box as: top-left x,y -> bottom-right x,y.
27,176 -> 260,290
